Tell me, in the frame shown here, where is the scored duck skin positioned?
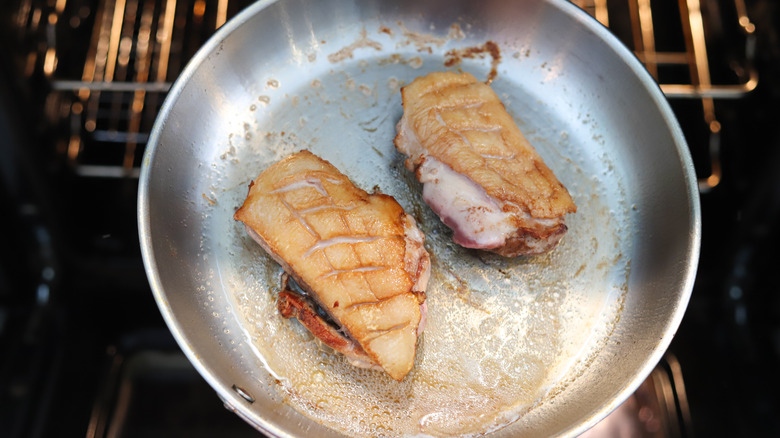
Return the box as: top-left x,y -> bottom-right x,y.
234,150 -> 430,381
394,71 -> 577,256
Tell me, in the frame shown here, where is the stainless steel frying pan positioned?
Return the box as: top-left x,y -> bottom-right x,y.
138,0 -> 700,436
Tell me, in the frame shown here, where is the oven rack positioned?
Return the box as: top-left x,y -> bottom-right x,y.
13,0 -> 246,178
13,0 -> 758,187
573,0 -> 758,191
575,0 -> 757,99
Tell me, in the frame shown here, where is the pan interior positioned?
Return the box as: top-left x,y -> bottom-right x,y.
202,23 -> 628,438
141,1 -> 695,437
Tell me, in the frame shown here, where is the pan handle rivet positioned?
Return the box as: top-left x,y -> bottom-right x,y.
232,384 -> 256,404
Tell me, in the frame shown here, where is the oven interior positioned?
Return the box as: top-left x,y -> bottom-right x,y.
1,0 -> 779,436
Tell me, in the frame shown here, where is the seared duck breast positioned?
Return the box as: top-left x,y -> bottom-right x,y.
234,150 -> 430,380
394,71 -> 577,256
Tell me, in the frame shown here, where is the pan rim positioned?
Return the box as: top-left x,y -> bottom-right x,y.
137,0 -> 702,436
546,1 -> 701,437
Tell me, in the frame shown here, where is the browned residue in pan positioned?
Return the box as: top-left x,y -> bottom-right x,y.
326,27 -> 382,63
202,193 -> 217,206
445,40 -> 502,84
395,22 -> 466,53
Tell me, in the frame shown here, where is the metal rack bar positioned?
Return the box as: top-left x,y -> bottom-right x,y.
678,0 -> 722,191
52,81 -> 172,92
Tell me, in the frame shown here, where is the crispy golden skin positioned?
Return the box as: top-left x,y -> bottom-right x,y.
234,150 -> 428,381
394,71 -> 577,256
